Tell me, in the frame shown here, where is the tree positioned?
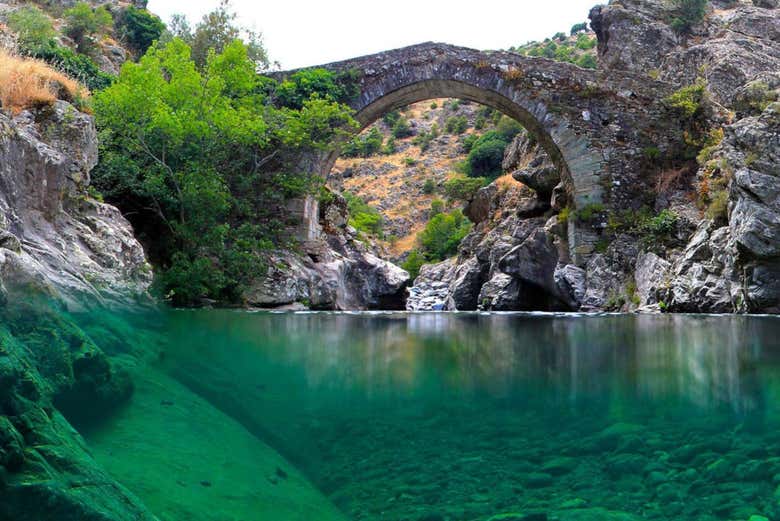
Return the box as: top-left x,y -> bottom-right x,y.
169,0 -> 269,70
118,6 -> 165,55
92,38 -> 357,305
63,2 -> 113,54
418,209 -> 472,260
570,22 -> 588,35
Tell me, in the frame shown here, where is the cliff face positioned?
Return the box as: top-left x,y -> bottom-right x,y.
409,0 -> 780,313
0,101 -> 151,308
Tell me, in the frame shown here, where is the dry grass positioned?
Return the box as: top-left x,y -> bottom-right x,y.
0,50 -> 88,114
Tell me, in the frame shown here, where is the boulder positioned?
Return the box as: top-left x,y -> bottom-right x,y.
634,252 -> 671,306
555,264 -> 587,309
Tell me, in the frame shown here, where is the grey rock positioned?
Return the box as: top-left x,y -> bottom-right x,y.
555,264 -> 587,309
634,252 -> 671,306
464,184 -> 497,224
447,256 -> 487,310
0,102 -> 151,308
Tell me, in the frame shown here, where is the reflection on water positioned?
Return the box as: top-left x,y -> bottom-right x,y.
156,311 -> 780,520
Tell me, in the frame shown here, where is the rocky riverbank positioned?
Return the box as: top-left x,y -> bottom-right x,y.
407,0 -> 780,313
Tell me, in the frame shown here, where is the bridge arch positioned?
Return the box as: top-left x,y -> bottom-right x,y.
277,42 -> 673,263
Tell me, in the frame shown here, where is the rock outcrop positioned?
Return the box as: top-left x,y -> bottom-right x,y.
0,101 -> 151,309
245,192 -> 409,310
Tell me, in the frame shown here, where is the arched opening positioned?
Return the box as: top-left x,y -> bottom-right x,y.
322,79 -> 575,198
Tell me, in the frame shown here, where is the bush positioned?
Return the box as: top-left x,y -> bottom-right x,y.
705,189 -> 729,221
445,115 -> 468,134
345,192 -> 383,237
343,127 -> 383,157
418,209 -> 472,260
401,250 -> 426,281
383,110 -> 401,127
392,116 -> 413,138
670,0 -> 708,34
570,22 -> 588,35
413,130 -> 434,151
422,179 -> 436,194
664,80 -> 707,119
275,68 -> 354,110
496,116 -> 523,141
444,176 -> 487,201
64,2 -> 113,54
7,6 -> 56,54
382,136 -> 396,155
117,6 -> 165,55
576,54 -> 597,69
466,131 -> 509,178
430,198 -> 445,216
576,34 -> 597,50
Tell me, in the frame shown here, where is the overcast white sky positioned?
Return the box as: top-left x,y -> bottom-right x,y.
146,0 -> 598,70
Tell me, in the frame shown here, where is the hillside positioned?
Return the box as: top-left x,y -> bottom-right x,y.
329,99 -> 523,262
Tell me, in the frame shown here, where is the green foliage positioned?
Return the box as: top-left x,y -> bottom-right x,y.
430,198 -> 445,216
392,117 -> 414,139
93,38 -> 357,306
643,146 -> 661,161
607,207 -> 679,249
117,6 -> 165,55
465,130 -> 513,178
7,6 -> 56,54
417,209 -> 472,261
570,22 -> 588,35
168,0 -> 269,70
403,157 -> 417,166
495,116 -> 523,141
576,54 -> 597,69
705,189 -> 729,222
444,176 -> 487,201
576,33 -> 597,50
422,179 -> 436,195
401,249 -> 426,281
445,115 -> 468,134
553,32 -> 567,41
345,192 -> 383,237
276,68 -> 355,110
639,209 -> 678,237
461,133 -> 479,153
382,136 -> 397,155
670,0 -> 708,34
382,110 -> 401,127
573,202 -> 605,222
31,44 -> 114,91
413,129 -> 435,151
343,127 -> 383,157
664,80 -> 707,119
429,101 -> 438,109
558,206 -> 571,225
64,2 -> 113,54
664,79 -> 715,160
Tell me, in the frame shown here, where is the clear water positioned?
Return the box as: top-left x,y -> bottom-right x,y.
78,310 -> 780,520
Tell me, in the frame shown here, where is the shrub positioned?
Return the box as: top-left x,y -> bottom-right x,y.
383,110 -> 401,127
664,80 -> 707,119
429,101 -> 438,109
381,136 -> 396,155
444,176 -> 487,201
275,68 -> 354,110
465,131 -> 510,178
401,249 -> 426,281
576,34 -> 597,50
461,133 -> 479,153
0,50 -> 88,114
496,116 -> 523,141
418,209 -> 472,260
64,2 -> 113,54
670,0 -> 708,34
403,157 -> 417,166
29,45 -> 113,91
576,54 -> 597,69
553,32 -> 567,42
413,130 -> 435,151
343,127 -> 383,157
7,6 -> 56,54
117,6 -> 165,55
445,115 -> 468,134
422,179 -> 436,194
705,189 -> 729,221
345,192 -> 383,237
392,116 -> 413,138
430,198 -> 445,216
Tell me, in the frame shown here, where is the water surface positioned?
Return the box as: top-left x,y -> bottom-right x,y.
84,311 -> 780,520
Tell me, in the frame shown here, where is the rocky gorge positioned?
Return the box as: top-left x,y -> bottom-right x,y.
407,0 -> 780,313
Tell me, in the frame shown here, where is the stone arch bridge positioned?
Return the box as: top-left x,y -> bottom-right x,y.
274,42 -> 676,264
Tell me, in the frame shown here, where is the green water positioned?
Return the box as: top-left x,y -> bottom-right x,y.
77,310 -> 780,520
